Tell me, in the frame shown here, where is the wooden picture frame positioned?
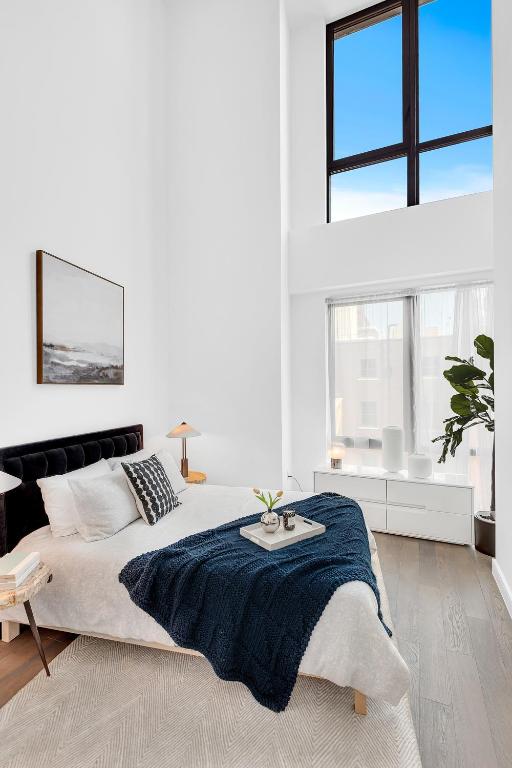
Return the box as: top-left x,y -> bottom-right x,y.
36,250 -> 124,385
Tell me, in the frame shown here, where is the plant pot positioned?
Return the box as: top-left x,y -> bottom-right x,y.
474,512 -> 495,557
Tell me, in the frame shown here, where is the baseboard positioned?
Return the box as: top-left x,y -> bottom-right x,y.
492,559 -> 512,620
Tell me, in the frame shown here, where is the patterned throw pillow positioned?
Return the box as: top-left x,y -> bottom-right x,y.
121,454 -> 181,525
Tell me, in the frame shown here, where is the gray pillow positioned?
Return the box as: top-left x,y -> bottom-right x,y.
69,468 -> 140,542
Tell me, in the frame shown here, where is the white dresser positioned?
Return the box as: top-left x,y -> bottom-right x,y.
313,466 -> 474,545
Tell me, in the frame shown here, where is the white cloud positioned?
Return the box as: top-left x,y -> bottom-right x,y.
331,166 -> 492,222
421,167 -> 492,204
331,188 -> 406,222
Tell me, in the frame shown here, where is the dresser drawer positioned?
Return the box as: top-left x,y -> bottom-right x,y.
314,473 -> 386,503
358,501 -> 387,532
387,504 -> 472,544
387,480 -> 472,516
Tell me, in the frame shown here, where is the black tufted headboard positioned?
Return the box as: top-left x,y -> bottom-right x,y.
0,424 -> 143,555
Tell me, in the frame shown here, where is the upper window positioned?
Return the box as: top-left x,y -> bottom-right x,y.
326,0 -> 493,222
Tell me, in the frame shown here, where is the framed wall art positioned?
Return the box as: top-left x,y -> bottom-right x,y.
36,250 -> 124,385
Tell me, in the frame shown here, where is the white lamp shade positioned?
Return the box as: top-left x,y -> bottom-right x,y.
328,444 -> 346,460
0,470 -> 22,494
167,422 -> 201,439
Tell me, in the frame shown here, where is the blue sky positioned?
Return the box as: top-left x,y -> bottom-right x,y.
332,0 -> 492,221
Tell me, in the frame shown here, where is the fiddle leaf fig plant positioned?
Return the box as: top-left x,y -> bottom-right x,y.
432,334 -> 495,517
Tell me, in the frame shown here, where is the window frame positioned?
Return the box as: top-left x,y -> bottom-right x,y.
326,0 -> 493,222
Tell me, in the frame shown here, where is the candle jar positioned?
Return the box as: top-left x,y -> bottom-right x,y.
283,510 -> 296,531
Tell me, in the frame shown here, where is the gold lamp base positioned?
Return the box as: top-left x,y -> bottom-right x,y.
167,422 -> 201,480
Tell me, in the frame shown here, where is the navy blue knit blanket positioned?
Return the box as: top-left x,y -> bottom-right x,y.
119,492 -> 391,712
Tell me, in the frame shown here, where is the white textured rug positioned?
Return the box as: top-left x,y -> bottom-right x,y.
0,636 -> 421,768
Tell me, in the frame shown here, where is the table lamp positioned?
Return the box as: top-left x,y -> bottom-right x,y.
328,444 -> 346,470
167,422 -> 201,478
0,471 -> 21,494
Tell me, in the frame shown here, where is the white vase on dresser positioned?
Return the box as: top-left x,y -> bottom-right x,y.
313,465 -> 474,545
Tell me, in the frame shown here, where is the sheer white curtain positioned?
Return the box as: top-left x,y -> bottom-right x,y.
328,298 -> 406,468
415,283 -> 494,510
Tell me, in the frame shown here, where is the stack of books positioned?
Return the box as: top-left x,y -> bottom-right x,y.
0,552 -> 40,590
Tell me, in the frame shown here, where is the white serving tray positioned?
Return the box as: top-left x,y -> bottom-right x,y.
240,515 -> 326,551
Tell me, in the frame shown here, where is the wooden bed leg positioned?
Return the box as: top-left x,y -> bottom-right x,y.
354,689 -> 367,715
1,621 -> 21,643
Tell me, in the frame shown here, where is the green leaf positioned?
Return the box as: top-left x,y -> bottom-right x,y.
444,364 -> 486,386
445,355 -> 467,364
474,334 -> 494,369
451,382 -> 480,396
488,372 -> 494,392
450,394 -> 487,418
455,415 -> 477,426
450,429 -> 464,457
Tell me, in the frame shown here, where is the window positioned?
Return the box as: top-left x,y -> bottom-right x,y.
360,358 -> 378,378
326,0 -> 493,222
328,282 -> 494,507
360,401 -> 378,428
421,355 -> 439,378
330,298 -> 408,449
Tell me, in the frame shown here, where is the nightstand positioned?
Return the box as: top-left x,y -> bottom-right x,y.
186,471 -> 207,485
0,564 -> 52,676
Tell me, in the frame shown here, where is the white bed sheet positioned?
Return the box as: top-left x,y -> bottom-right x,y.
2,485 -> 409,704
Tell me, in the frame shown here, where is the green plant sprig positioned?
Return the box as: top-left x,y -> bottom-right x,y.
252,488 -> 284,510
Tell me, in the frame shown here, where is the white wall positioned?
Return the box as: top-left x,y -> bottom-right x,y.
0,0 -> 170,448
164,0 -> 285,488
493,0 -> 512,612
1,0 -> 499,509
280,0 -> 293,488
290,192 -> 493,295
289,238 -> 494,491
287,6 -> 494,490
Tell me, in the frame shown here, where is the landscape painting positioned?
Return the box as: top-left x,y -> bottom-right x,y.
37,251 -> 124,384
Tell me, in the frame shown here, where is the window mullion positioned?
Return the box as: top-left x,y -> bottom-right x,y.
403,295 -> 418,455
326,26 -> 334,223
404,0 -> 419,206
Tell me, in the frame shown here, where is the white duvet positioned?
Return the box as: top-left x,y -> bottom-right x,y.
2,485 -> 409,704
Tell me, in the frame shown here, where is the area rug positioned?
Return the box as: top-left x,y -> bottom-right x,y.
0,636 -> 421,768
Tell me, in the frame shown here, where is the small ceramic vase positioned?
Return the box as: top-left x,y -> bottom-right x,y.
260,509 -> 280,534
408,453 -> 433,479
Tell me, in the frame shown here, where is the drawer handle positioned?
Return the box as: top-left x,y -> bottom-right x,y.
390,506 -> 427,515
389,502 -> 426,510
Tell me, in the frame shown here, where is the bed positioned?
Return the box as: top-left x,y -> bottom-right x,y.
0,425 -> 409,714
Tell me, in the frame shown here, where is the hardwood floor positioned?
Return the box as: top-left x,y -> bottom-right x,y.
1,535 -> 511,768
375,532 -> 512,768
0,625 -> 75,708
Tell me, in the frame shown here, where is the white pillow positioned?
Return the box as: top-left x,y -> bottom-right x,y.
69,468 -> 140,542
37,459 -> 111,537
107,448 -> 151,470
109,448 -> 187,494
155,450 -> 187,494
